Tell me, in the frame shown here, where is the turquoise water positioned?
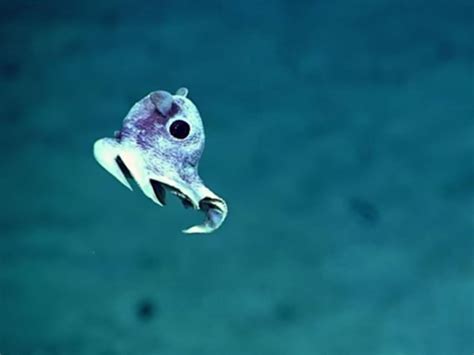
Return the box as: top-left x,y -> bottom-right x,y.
1,0 -> 473,354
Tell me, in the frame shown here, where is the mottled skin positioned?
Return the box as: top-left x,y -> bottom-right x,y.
93,88 -> 227,234
121,92 -> 203,185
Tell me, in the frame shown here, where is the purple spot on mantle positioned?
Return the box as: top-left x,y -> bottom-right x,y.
135,111 -> 167,131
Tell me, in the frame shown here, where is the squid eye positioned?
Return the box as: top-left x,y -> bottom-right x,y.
169,120 -> 190,139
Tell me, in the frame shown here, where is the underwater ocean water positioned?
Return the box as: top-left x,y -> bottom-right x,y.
1,0 -> 473,354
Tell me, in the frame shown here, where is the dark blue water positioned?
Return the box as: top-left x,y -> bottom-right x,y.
1,0 -> 473,354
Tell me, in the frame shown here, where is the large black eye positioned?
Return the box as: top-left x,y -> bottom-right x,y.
169,120 -> 190,139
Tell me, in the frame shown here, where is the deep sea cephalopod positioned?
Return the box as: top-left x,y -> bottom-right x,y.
93,88 -> 227,234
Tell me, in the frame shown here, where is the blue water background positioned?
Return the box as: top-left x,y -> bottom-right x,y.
1,0 -> 473,354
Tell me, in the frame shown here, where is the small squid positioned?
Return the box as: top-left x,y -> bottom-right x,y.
93,88 -> 227,234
